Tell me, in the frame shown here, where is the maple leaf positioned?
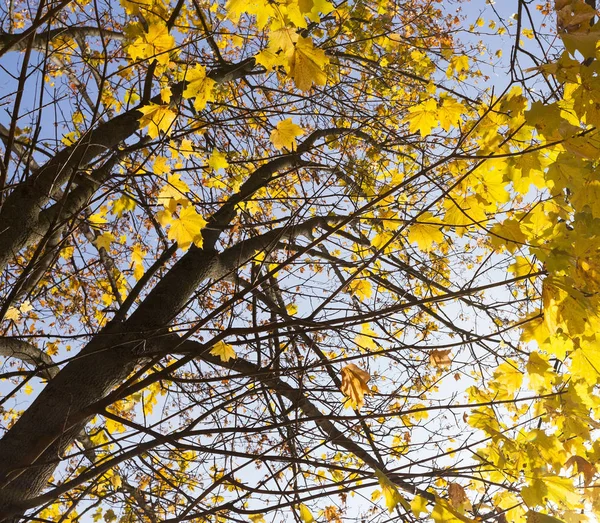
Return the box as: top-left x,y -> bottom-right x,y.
443,195 -> 486,228
158,174 -> 191,206
270,119 -> 304,150
183,64 -> 216,112
127,22 -> 175,66
407,212 -> 444,251
438,96 -> 465,131
448,483 -> 469,509
153,155 -> 171,175
566,455 -> 596,486
489,218 -> 527,253
430,349 -> 452,370
526,352 -> 555,393
207,150 -> 229,170
411,495 -> 429,517
522,475 -> 581,510
225,0 -> 274,27
132,245 -> 146,280
168,206 -> 207,250
138,104 -> 177,139
249,515 -> 266,523
348,278 -> 373,301
95,232 -> 115,251
431,499 -> 474,523
446,55 -> 469,79
255,48 -> 286,70
298,0 -> 334,22
112,194 -> 136,217
406,99 -> 438,136
490,359 -> 523,398
570,339 -> 600,386
209,341 -> 237,362
375,471 -> 407,513
298,504 -> 314,523
340,363 -> 371,409
286,36 -> 329,91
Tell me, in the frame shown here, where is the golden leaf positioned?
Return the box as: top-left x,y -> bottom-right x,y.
138,104 -> 177,139
167,206 -> 207,250
183,64 -> 216,111
286,36 -> 328,91
209,341 -> 237,362
429,349 -> 452,369
270,119 -> 304,150
340,363 -> 371,409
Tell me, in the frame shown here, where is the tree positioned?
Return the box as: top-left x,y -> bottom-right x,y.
1,0 -> 600,520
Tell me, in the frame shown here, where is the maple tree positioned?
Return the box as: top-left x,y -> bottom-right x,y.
1,0 -> 600,521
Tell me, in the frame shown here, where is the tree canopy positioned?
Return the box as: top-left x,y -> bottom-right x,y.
1,0 -> 600,521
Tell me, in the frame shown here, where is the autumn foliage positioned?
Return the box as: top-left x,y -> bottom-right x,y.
1,0 -> 600,521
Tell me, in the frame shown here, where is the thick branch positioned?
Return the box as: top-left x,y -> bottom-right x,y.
0,338 -> 57,381
0,26 -> 124,54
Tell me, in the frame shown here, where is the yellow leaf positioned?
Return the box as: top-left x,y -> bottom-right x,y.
348,278 -> 372,301
168,206 -> 207,250
489,218 -> 527,253
522,475 -> 581,509
225,0 -> 274,27
153,155 -> 171,175
88,213 -> 107,228
207,150 -> 229,170
248,515 -> 266,523
375,470 -> 409,513
183,64 -> 216,111
526,352 -> 555,393
24,383 -> 33,395
210,341 -> 237,362
4,307 -> 20,321
490,359 -> 523,398
127,22 -> 175,66
156,209 -> 172,227
286,36 -> 329,91
298,0 -> 334,23
438,96 -> 465,131
446,55 -> 469,78
298,504 -> 314,523
411,495 -> 429,517
255,48 -> 286,70
508,256 -> 536,278
95,232 -> 115,251
340,363 -> 370,409
570,338 -> 600,386
432,498 -> 475,523
406,98 -> 438,137
160,86 -> 172,104
158,174 -> 191,205
407,212 -> 443,251
138,104 -> 177,139
270,119 -> 304,150
111,474 -> 122,490
112,194 -> 136,217
286,303 -> 298,315
132,244 -> 146,280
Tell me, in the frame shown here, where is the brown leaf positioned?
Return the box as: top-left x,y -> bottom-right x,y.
430,349 -> 452,369
566,455 -> 596,486
340,364 -> 371,409
448,482 -> 468,508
